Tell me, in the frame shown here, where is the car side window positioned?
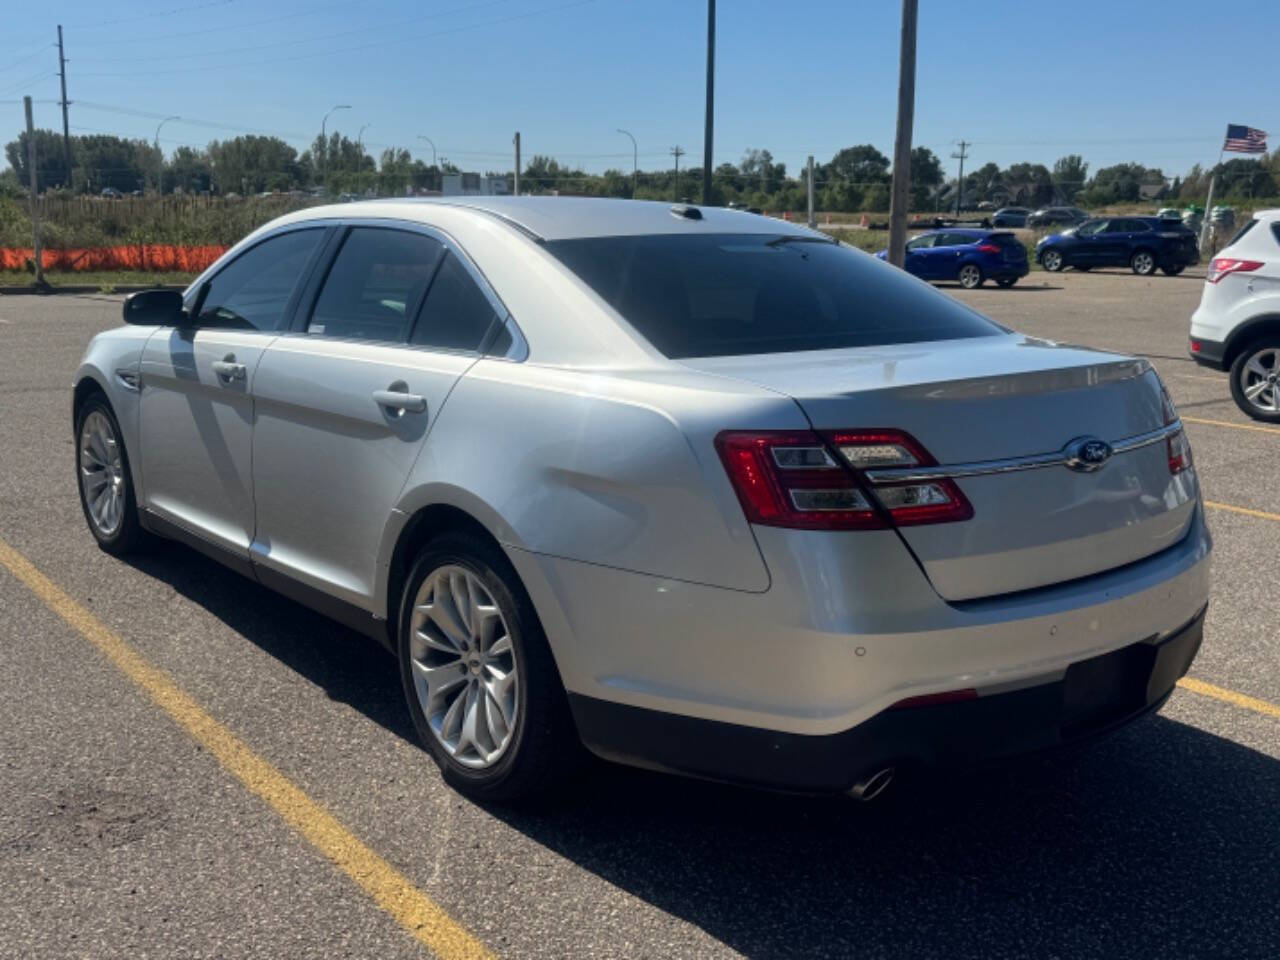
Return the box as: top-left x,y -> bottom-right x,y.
1105,219 -> 1134,233
190,228 -> 323,331
408,251 -> 500,353
308,228 -> 444,342
1078,220 -> 1107,236
1127,219 -> 1152,233
905,235 -> 934,251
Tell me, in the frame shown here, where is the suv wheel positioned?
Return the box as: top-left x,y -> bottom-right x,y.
1130,250 -> 1156,275
397,531 -> 580,801
1229,341 -> 1280,422
1041,249 -> 1064,272
1162,263 -> 1185,276
75,393 -> 147,555
995,276 -> 1018,288
957,264 -> 984,289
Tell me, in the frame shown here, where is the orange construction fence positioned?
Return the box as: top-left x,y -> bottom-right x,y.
0,245 -> 228,272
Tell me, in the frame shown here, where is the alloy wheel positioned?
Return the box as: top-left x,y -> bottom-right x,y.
1239,346 -> 1280,415
959,264 -> 982,289
408,565 -> 519,769
79,410 -> 126,538
1132,251 -> 1155,275
1042,250 -> 1062,271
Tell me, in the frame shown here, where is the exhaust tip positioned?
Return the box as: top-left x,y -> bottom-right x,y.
848,767 -> 895,802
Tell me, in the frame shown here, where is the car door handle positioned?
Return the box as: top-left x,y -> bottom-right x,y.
211,357 -> 247,382
373,387 -> 427,414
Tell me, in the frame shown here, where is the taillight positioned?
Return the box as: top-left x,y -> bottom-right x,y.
1159,383 -> 1193,475
975,243 -> 1000,254
715,429 -> 973,531
1206,258 -> 1263,283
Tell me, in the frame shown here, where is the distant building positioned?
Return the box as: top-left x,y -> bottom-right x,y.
441,173 -> 511,197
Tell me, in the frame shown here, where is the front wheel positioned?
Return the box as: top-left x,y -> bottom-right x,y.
1130,249 -> 1157,276
995,276 -> 1018,288
398,532 -> 581,801
957,263 -> 985,289
75,394 -> 147,555
1229,341 -> 1280,422
1041,249 -> 1064,272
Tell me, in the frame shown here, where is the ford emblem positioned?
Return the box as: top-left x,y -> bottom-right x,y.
1064,436 -> 1113,472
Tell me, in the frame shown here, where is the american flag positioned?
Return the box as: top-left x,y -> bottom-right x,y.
1224,124 -> 1268,154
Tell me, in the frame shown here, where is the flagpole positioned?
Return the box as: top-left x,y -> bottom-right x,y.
1199,143 -> 1225,255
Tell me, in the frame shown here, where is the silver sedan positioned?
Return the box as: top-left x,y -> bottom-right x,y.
73,197 -> 1211,801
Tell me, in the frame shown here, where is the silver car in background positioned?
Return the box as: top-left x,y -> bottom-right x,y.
73,198 -> 1210,801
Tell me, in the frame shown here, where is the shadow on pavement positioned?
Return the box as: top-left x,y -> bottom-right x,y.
124,541 -> 1280,958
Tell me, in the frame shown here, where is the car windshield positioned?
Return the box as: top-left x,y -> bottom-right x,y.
544,233 -> 1002,359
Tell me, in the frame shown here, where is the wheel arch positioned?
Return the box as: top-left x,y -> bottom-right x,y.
72,371 -> 111,434
1224,314 -> 1280,368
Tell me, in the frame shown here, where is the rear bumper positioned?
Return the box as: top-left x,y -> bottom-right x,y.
1188,336 -> 1227,369
569,606 -> 1205,793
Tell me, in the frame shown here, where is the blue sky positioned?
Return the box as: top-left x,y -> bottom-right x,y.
2,0 -> 1276,179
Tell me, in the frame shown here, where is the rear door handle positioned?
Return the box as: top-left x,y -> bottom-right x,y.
373,386 -> 427,415
211,356 -> 247,382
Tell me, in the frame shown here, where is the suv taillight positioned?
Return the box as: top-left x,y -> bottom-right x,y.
975,243 -> 1000,254
715,429 -> 973,531
1206,258 -> 1263,283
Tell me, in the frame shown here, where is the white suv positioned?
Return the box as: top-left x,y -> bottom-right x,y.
1189,209 -> 1280,421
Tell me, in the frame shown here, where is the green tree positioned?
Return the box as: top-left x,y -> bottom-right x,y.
908,146 -> 943,209
209,135 -> 302,194
1213,158 -> 1275,199
1052,154 -> 1089,200
825,144 -> 890,186
5,129 -> 72,191
165,146 -> 213,194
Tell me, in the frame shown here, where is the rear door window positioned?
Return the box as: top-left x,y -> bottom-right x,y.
544,233 -> 1002,359
409,251 -> 501,353
307,228 -> 444,342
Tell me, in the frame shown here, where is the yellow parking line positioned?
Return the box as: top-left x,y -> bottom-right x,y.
1183,415 -> 1280,436
1178,677 -> 1280,720
0,537 -> 493,960
1204,500 -> 1280,522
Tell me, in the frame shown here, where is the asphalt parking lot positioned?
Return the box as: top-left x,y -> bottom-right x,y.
1,272 -> 1278,959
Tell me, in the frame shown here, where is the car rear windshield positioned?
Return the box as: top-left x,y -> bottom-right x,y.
1227,219 -> 1258,246
543,233 -> 1002,358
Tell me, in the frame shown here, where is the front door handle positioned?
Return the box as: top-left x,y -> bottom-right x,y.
373,384 -> 427,415
211,355 -> 247,382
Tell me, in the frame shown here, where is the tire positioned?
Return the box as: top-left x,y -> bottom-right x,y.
1162,264 -> 1185,276
397,531 -> 581,801
995,276 -> 1018,288
1130,249 -> 1157,276
957,263 -> 984,289
1075,265 -> 1092,272
1229,340 -> 1280,423
74,392 -> 147,555
1041,249 -> 1064,272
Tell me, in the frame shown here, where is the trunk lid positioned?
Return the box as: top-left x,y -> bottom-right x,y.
686,334 -> 1197,601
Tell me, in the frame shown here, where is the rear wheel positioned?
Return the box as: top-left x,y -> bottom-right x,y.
957,263 -> 984,289
75,394 -> 146,555
1162,263 -> 1185,276
397,531 -> 580,801
995,276 -> 1018,288
1074,265 -> 1091,271
1041,249 -> 1064,272
1229,341 -> 1280,422
1130,249 -> 1156,275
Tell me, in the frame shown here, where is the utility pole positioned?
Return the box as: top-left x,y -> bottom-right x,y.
702,0 -> 715,206
806,155 -> 816,228
951,140 -> 970,217
57,25 -> 73,191
670,145 -> 685,201
513,132 -> 521,196
617,129 -> 637,198
887,0 -> 917,267
24,96 -> 44,287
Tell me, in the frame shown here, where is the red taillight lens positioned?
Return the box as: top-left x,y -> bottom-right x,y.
1206,258 -> 1263,283
715,429 -> 973,531
1159,382 -> 1193,475
975,243 -> 1000,254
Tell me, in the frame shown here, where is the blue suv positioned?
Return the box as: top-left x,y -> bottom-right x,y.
1035,216 -> 1199,276
876,229 -> 1029,288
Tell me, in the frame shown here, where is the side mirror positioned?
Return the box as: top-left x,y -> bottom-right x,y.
122,289 -> 185,326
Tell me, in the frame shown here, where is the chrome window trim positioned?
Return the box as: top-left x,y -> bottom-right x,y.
862,421 -> 1183,485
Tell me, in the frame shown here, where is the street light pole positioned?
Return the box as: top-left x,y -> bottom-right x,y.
154,115 -> 180,196
617,128 -> 637,197
358,124 -> 370,152
320,104 -> 351,191
416,135 -> 437,168
702,0 -> 715,206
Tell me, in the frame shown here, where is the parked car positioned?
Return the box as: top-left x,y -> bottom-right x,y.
876,228 -> 1028,288
1156,207 -> 1182,221
100,187 -> 122,199
1189,209 -> 1280,421
992,206 -> 1030,228
1027,206 -> 1089,228
73,197 -> 1209,801
1036,216 -> 1198,275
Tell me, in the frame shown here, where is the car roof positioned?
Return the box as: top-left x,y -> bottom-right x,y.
291,196 -> 819,241
922,227 -> 988,238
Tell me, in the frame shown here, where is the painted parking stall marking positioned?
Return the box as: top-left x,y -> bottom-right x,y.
0,535 -> 495,960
